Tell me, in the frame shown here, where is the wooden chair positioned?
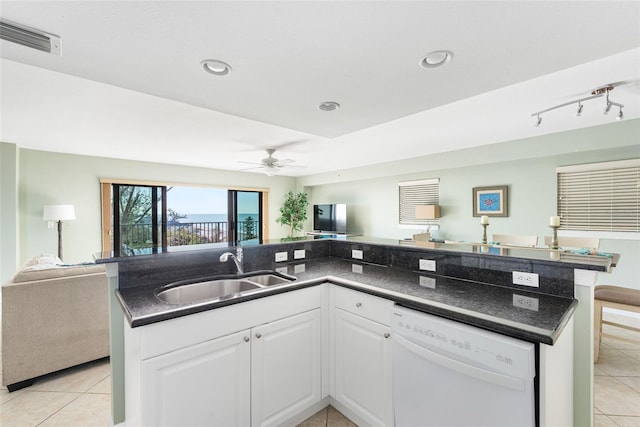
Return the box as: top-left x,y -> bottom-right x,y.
543,236 -> 600,250
491,234 -> 538,247
594,285 -> 640,362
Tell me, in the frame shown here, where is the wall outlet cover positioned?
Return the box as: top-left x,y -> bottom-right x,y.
352,249 -> 363,260
294,249 -> 305,259
419,259 -> 436,272
512,271 -> 539,287
275,252 -> 288,262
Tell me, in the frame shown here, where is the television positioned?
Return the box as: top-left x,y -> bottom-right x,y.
313,204 -> 347,233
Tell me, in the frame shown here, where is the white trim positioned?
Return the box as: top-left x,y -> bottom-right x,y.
398,178 -> 439,187
556,158 -> 640,173
559,230 -> 640,241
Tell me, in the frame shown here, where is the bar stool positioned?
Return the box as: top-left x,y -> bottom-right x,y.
594,285 -> 640,362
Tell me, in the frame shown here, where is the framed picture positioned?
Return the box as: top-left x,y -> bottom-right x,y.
473,185 -> 508,217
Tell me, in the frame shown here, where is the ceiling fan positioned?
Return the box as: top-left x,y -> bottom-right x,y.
239,148 -> 305,176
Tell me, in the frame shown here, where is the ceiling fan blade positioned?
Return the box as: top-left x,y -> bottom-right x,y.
277,158 -> 295,165
238,160 -> 264,165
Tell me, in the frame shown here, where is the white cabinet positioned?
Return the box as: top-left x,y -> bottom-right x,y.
124,286 -> 325,427
252,309 -> 321,427
141,329 -> 251,427
331,286 -> 394,427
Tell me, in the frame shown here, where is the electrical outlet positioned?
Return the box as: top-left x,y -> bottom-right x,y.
275,252 -> 288,262
512,271 -> 539,287
294,249 -> 305,259
513,294 -> 539,311
352,249 -> 363,260
419,259 -> 436,272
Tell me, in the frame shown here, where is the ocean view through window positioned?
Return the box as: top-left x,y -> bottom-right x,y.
102,181 -> 265,256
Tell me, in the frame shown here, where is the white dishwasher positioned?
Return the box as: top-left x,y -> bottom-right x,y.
391,306 -> 536,427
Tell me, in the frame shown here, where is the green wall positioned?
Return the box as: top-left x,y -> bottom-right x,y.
3,146 -> 297,268
302,120 -> 640,289
0,143 -> 19,284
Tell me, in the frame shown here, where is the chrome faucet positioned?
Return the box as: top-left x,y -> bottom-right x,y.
219,247 -> 243,274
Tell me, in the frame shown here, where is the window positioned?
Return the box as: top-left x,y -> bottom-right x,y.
398,178 -> 440,227
100,179 -> 267,255
557,159 -> 640,232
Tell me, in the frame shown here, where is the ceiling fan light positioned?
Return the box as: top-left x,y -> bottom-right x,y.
263,168 -> 279,177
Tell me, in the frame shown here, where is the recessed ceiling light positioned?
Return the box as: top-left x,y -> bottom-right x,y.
420,50 -> 454,69
201,59 -> 231,76
318,101 -> 340,111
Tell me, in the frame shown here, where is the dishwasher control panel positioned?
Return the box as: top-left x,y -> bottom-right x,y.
391,305 -> 535,380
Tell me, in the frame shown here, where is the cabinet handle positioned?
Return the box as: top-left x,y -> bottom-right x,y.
356,302 -> 362,307
384,333 -> 390,339
255,333 -> 262,339
243,336 -> 250,342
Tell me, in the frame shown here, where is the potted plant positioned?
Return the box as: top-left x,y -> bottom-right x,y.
276,191 -> 309,240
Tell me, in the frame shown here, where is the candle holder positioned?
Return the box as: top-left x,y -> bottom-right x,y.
481,224 -> 488,244
549,225 -> 560,250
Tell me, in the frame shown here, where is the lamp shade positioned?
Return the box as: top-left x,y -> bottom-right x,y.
415,205 -> 441,219
43,204 -> 76,221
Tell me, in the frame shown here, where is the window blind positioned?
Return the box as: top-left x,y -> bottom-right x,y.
557,159 -> 640,232
399,179 -> 440,226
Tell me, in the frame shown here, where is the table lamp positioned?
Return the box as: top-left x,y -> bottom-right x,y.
43,204 -> 76,260
413,205 -> 441,241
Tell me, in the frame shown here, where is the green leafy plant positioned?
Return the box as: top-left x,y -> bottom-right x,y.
276,191 -> 309,238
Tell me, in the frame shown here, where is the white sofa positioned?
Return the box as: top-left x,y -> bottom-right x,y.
2,257 -> 109,391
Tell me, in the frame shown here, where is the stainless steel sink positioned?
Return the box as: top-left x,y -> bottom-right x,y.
157,279 -> 261,304
244,274 -> 292,287
156,272 -> 295,305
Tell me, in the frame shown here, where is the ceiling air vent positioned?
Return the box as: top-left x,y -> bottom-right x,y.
0,19 -> 62,55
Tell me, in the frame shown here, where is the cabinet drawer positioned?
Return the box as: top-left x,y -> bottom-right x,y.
333,286 -> 393,326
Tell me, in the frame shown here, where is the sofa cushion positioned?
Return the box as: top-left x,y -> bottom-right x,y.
10,263 -> 105,284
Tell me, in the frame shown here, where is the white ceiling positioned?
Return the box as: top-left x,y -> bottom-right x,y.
1,1 -> 639,177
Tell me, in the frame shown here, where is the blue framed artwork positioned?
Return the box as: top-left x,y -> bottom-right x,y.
473,185 -> 508,217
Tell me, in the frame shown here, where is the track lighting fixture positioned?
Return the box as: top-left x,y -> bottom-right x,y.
532,85 -> 624,127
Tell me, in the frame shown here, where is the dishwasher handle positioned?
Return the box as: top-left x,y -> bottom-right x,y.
394,333 -> 527,392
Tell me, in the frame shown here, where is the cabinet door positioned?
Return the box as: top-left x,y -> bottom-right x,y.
141,329 -> 251,427
251,309 -> 322,427
334,308 -> 393,427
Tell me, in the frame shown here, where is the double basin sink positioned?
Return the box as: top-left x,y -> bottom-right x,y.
156,271 -> 295,305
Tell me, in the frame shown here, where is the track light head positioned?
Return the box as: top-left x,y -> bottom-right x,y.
604,101 -> 612,115
617,107 -> 624,121
576,103 -> 583,117
535,115 -> 542,127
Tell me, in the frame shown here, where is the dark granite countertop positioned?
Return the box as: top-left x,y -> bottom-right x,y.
116,257 -> 576,345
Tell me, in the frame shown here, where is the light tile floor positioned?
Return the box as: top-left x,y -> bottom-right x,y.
0,311 -> 637,426
594,312 -> 640,427
0,358 -> 111,427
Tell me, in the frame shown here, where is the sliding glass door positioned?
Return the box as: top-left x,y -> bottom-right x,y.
229,190 -> 263,246
113,184 -> 166,256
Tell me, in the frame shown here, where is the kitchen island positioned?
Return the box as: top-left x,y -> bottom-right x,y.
99,236 -> 616,426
